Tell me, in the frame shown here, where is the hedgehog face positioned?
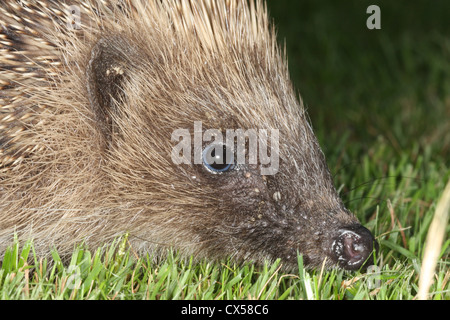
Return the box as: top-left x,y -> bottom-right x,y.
185,133 -> 377,270
83,30 -> 378,270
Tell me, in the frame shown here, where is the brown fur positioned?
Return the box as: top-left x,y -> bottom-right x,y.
0,0 -> 375,269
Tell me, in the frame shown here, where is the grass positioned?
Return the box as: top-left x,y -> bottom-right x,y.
0,230 -> 448,300
0,0 -> 449,300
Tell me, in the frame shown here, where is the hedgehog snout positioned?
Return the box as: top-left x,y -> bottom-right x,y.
332,225 -> 377,270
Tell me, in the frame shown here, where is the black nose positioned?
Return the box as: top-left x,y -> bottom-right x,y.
332,225 -> 377,270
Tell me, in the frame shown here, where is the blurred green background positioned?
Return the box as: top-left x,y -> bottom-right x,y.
266,0 -> 449,167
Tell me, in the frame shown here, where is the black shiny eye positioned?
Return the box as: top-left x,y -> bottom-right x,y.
202,144 -> 235,173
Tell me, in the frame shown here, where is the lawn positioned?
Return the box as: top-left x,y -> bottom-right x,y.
0,0 -> 449,300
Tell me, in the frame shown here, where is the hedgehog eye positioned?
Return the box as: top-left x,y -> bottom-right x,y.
202,144 -> 235,173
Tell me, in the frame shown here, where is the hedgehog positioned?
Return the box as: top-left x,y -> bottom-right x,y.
0,0 -> 377,270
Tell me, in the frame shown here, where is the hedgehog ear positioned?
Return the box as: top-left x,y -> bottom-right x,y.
86,36 -> 136,145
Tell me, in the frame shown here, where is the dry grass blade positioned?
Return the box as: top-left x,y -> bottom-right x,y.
417,179 -> 450,300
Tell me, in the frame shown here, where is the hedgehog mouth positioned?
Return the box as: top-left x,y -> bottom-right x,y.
331,226 -> 377,270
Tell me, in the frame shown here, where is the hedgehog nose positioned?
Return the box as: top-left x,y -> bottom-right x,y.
332,225 -> 377,270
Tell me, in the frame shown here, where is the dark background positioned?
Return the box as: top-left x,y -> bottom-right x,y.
266,0 -> 449,167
